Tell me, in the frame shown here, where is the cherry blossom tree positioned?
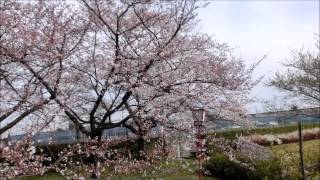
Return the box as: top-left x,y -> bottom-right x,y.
0,1 -> 52,135
0,1 -> 263,178
269,37 -> 320,105
1,0 -> 257,143
63,0 -> 256,140
0,0 -> 89,135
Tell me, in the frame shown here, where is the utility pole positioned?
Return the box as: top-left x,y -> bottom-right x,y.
193,108 -> 206,180
292,105 -> 306,180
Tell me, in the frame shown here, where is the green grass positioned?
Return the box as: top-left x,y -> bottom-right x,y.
108,174 -> 214,180
271,139 -> 320,179
19,159 -> 215,180
19,173 -> 64,180
102,159 -> 215,180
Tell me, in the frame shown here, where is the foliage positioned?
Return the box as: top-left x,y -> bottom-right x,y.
271,140 -> 320,179
0,135 -> 49,178
205,138 -> 320,180
204,150 -> 282,180
268,37 -> 320,105
205,136 -> 276,179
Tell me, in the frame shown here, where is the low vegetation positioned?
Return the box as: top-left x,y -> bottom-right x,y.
14,132 -> 320,179
271,139 -> 320,179
205,124 -> 320,180
19,159 -> 214,180
204,152 -> 282,180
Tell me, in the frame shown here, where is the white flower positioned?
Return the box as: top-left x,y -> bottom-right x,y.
30,146 -> 36,154
275,138 -> 282,145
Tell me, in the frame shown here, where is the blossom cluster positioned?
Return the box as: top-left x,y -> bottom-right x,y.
0,135 -> 47,179
206,136 -> 270,169
0,135 -> 166,179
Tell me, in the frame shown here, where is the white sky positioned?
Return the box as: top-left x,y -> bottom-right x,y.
198,0 -> 319,113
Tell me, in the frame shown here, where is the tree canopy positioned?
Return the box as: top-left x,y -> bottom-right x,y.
0,0 -> 257,138
269,38 -> 320,106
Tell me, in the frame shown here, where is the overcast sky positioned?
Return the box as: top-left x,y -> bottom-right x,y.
198,0 -> 319,113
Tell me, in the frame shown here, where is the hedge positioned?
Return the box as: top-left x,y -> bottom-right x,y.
204,151 -> 283,180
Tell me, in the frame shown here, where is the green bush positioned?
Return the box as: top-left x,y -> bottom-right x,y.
204,152 -> 283,180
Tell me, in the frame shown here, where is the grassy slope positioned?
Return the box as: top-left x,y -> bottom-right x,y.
271,139 -> 320,179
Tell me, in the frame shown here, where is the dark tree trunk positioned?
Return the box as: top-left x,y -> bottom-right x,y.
298,120 -> 306,180
88,130 -> 103,179
75,125 -> 80,141
137,136 -> 145,160
90,129 -> 103,141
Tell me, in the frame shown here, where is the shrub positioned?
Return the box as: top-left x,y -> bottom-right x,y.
204,152 -> 283,180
